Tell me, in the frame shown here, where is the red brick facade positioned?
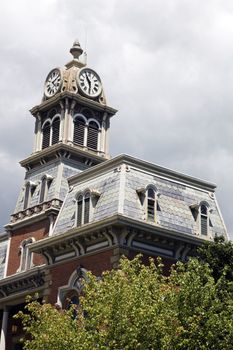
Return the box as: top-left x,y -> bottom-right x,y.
7,219 -> 49,276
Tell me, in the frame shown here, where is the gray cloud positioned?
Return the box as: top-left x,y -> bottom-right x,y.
0,0 -> 233,238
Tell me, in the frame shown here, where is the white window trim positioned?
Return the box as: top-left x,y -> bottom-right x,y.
18,237 -> 35,272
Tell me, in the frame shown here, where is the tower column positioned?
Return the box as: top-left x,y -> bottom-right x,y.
0,307 -> 9,350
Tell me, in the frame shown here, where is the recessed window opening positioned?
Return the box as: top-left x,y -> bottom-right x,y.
200,204 -> 208,236
19,238 -> 34,272
147,188 -> 156,222
76,192 -> 91,227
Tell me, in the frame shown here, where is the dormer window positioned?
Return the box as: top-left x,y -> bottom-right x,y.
200,204 -> 208,236
76,191 -> 92,227
23,182 -> 36,210
147,187 -> 156,222
39,175 -> 53,203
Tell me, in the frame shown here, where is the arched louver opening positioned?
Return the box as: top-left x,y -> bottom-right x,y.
42,122 -> 51,149
200,205 -> 208,235
77,195 -> 83,227
73,118 -> 85,146
147,188 -> 155,222
51,117 -> 60,145
87,121 -> 99,150
84,192 -> 90,224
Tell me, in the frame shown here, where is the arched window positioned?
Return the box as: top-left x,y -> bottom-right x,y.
76,192 -> 90,227
39,175 -> 53,203
73,117 -> 85,146
200,204 -> 208,235
23,182 -> 36,210
42,122 -> 51,149
147,188 -> 156,222
19,238 -> 34,272
77,195 -> 83,227
51,117 -> 60,145
84,192 -> 90,224
87,121 -> 99,150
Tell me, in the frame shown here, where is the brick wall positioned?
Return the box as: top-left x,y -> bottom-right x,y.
7,219 -> 49,276
48,249 -> 113,304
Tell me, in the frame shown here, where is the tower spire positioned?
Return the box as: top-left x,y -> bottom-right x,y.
70,40 -> 83,60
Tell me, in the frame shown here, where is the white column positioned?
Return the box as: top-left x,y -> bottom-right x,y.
0,307 -> 9,350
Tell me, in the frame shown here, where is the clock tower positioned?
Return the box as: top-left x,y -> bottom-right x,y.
5,41 -> 117,274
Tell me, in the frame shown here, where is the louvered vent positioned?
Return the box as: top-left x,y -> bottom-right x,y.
201,216 -> 208,235
73,118 -> 85,146
52,118 -> 60,145
87,122 -> 98,150
42,123 -> 51,149
147,199 -> 155,221
77,196 -> 83,227
200,205 -> 208,235
84,193 -> 90,224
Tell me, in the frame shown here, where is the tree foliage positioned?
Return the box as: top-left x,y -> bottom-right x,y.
197,236 -> 233,282
16,255 -> 233,350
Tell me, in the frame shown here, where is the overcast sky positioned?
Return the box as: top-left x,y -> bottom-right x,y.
0,0 -> 233,238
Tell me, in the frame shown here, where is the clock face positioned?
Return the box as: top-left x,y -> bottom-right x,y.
44,69 -> 62,98
78,68 -> 102,98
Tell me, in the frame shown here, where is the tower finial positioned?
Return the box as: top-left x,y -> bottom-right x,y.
70,40 -> 83,60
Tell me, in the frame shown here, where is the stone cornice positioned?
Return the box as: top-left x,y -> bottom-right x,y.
29,214 -> 206,257
68,154 -> 216,192
30,91 -> 117,116
0,266 -> 48,304
20,143 -> 109,170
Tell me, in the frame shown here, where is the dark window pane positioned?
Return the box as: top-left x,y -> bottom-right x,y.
84,195 -> 90,224
77,196 -> 83,227
148,188 -> 155,199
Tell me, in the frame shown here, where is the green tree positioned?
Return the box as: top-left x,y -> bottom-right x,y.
197,236 -> 233,281
16,256 -> 233,350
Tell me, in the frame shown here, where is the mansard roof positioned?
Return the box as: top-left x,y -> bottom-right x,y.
51,153 -> 227,240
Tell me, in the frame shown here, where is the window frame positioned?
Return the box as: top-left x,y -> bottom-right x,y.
146,187 -> 157,223
41,114 -> 61,150
72,114 -> 100,151
18,237 -> 35,272
199,203 -> 209,236
76,191 -> 91,227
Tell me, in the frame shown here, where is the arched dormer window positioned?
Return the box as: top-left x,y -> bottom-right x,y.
18,237 -> 34,272
42,121 -> 51,149
76,191 -> 91,227
39,175 -> 53,203
147,187 -> 156,222
200,204 -> 208,236
73,117 -> 86,146
87,121 -> 99,150
23,182 -> 36,210
51,117 -> 60,145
